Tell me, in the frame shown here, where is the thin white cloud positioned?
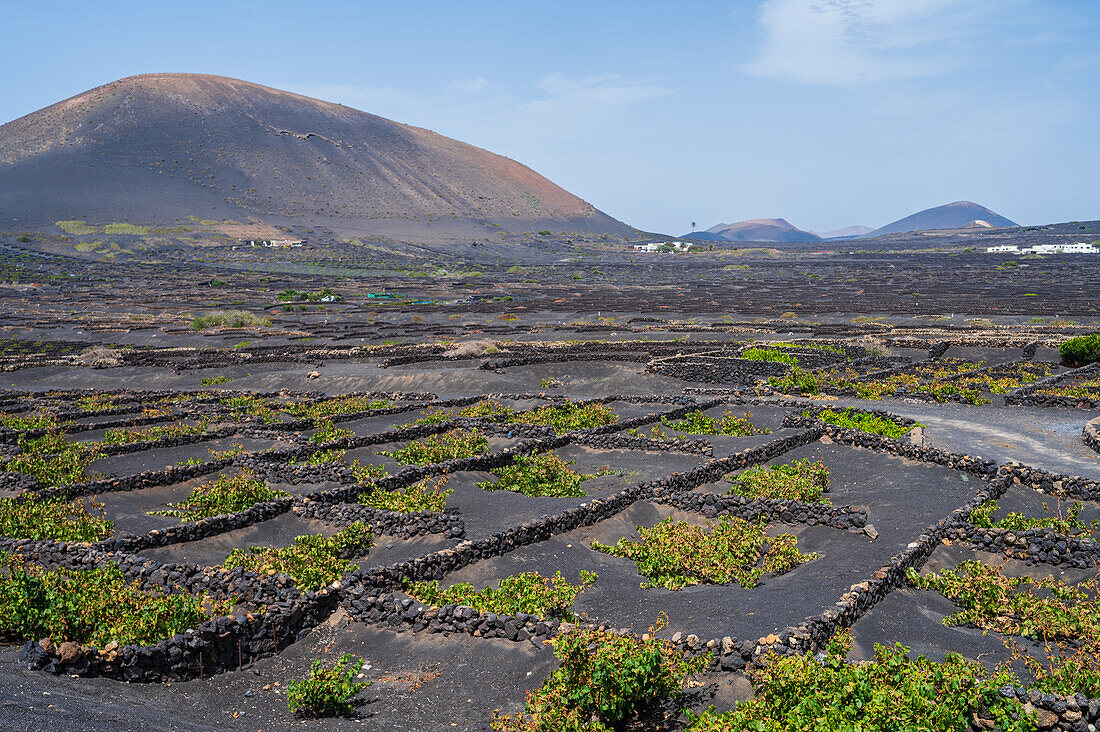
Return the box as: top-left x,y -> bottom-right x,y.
738,0 -> 994,86
448,77 -> 490,94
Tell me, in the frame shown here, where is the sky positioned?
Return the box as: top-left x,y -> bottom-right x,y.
1,0 -> 1098,234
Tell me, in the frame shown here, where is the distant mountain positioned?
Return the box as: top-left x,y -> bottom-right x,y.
685,218 -> 820,243
868,201 -> 1017,237
0,73 -> 633,240
817,225 -> 873,239
681,231 -> 727,242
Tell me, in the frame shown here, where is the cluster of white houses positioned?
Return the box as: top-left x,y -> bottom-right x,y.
986,242 -> 1098,254
633,240 -> 694,252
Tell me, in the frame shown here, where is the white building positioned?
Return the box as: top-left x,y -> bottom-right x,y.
633,241 -> 693,253
987,242 -> 1098,255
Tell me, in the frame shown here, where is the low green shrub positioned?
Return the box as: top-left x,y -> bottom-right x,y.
309,419 -> 353,445
729,459 -> 830,503
1060,334 -> 1100,366
359,475 -> 450,513
968,499 -> 1096,535
662,410 -> 771,436
909,560 -> 1099,643
149,471 -> 287,521
2,431 -> 99,487
100,421 -> 207,445
478,452 -> 607,497
0,412 -> 60,431
765,367 -> 821,395
742,347 -> 799,366
399,406 -> 453,427
810,407 -> 915,438
286,653 -> 369,717
0,555 -> 230,648
492,620 -> 708,732
511,401 -> 619,434
380,429 -> 488,465
223,523 -> 372,590
458,399 -> 516,421
200,375 -> 233,386
0,496 -> 113,541
685,631 -> 1030,732
591,516 -> 816,590
282,396 -> 390,420
407,570 -> 595,620
291,448 -> 347,466
190,310 -> 271,330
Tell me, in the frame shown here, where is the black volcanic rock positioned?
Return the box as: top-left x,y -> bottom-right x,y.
0,73 -> 632,239
868,201 -> 1017,237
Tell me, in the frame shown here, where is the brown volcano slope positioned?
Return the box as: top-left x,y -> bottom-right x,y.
0,73 -> 632,240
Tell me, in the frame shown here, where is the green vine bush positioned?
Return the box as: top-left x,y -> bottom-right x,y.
407,570 -> 596,620
286,653 -> 370,717
728,459 -> 830,503
968,499 -> 1097,536
0,412 -> 59,432
100,420 -> 209,446
477,452 -> 608,497
380,429 -> 488,465
810,408 -> 915,438
912,561 -> 1100,696
221,395 -> 280,424
459,399 -> 517,421
359,475 -> 451,513
685,631 -> 1031,732
149,471 -> 287,521
0,496 -> 114,541
2,431 -> 100,488
282,396 -> 390,420
511,402 -> 619,434
742,347 -> 800,366
662,410 -> 771,437
493,619 -> 709,732
309,419 -> 354,445
291,448 -> 347,466
591,516 -> 816,590
909,561 -> 1099,643
399,406 -> 453,427
349,460 -> 389,484
223,523 -> 373,590
0,555 -> 231,648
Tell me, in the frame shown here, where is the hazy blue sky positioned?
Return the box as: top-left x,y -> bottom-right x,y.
2,0 -> 1098,233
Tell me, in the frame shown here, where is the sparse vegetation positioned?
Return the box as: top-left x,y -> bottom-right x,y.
810,407 -> 915,438
686,631 -> 1030,732
286,654 -> 370,717
492,620 -> 708,732
407,570 -> 595,620
223,523 -> 372,590
0,555 -> 231,648
149,471 -> 287,521
478,452 -> 609,497
380,429 -> 488,464
359,475 -> 451,513
591,516 -> 816,590
729,459 -> 830,503
0,496 -> 114,542
511,401 -> 619,434
662,410 -> 771,436
190,310 -> 272,330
